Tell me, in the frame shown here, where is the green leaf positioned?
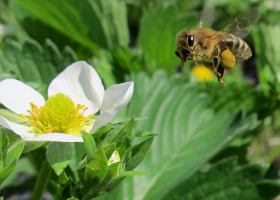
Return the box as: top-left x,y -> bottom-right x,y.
46,142 -> 73,175
117,171 -> 150,178
103,116 -> 135,148
50,180 -> 62,197
82,132 -> 96,163
1,134 -> 9,165
0,160 -> 16,186
137,3 -> 198,73
83,147 -> 108,195
0,38 -> 77,85
5,141 -> 24,167
97,71 -> 259,200
252,24 -> 280,92
79,0 -> 129,49
13,0 -> 129,52
1,128 -> 21,146
116,137 -> 131,160
161,157 -> 270,200
13,0 -> 99,54
125,137 -> 154,171
107,171 -> 150,193
91,51 -> 117,88
58,171 -> 70,185
23,141 -> 47,153
102,126 -> 123,147
103,144 -> 116,160
0,1 -> 27,41
257,179 -> 280,200
123,116 -> 134,137
108,162 -> 121,178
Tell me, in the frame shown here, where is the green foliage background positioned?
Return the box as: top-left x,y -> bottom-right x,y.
0,0 -> 280,199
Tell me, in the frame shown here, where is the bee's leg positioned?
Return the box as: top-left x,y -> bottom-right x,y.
192,55 -> 199,66
217,65 -> 226,86
213,45 -> 226,86
191,44 -> 200,66
212,46 -> 219,75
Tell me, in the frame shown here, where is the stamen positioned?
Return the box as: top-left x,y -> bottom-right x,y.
31,107 -> 36,113
88,114 -> 95,118
19,114 -> 26,119
79,116 -> 85,121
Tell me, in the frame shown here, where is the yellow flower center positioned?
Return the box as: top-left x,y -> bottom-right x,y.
19,93 -> 95,137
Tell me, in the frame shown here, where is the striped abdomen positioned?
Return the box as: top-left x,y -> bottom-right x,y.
219,34 -> 252,60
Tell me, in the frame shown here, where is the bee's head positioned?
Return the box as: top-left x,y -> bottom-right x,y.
175,30 -> 195,65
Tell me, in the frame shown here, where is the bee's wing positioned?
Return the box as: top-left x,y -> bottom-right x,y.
220,7 -> 261,38
199,4 -> 215,28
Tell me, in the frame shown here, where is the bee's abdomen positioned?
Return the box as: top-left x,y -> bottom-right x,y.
219,34 -> 252,60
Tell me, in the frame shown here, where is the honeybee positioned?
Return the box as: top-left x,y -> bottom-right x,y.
175,6 -> 261,86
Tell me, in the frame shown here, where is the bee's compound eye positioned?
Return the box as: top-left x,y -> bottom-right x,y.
188,35 -> 194,47
175,51 -> 180,57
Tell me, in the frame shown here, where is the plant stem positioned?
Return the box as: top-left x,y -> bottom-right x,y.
31,158 -> 52,200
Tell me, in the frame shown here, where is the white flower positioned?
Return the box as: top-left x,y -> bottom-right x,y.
0,61 -> 134,142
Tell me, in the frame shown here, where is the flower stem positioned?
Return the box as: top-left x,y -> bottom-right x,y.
31,158 -> 52,200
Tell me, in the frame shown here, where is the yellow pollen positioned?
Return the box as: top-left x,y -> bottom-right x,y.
79,116 -> 85,121
19,114 -> 26,119
31,107 -> 36,113
88,114 -> 95,118
18,93 -> 95,137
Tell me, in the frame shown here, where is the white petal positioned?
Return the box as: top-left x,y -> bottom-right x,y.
48,61 -> 104,115
0,79 -> 45,115
22,133 -> 83,142
0,116 -> 35,138
92,82 -> 134,131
